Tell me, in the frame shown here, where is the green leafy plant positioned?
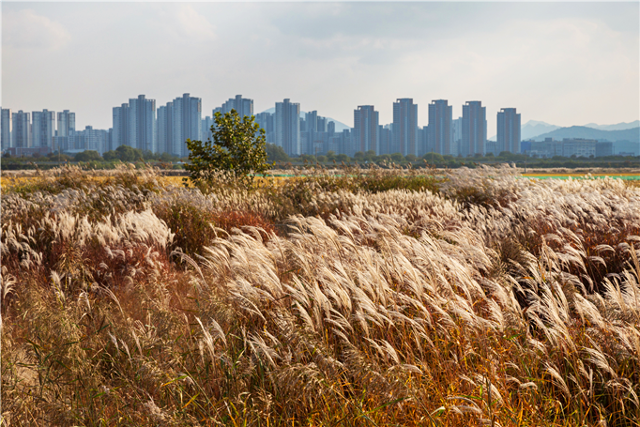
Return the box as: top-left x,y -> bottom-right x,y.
184,109 -> 272,189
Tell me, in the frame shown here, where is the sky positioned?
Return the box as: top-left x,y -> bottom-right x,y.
2,1 -> 639,137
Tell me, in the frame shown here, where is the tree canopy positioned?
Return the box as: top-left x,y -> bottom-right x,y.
185,109 -> 272,187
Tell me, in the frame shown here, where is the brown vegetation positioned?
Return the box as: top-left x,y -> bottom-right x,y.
2,165 -> 639,426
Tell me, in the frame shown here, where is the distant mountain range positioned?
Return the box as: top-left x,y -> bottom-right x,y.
581,120 -> 640,131
531,125 -> 639,142
520,120 -> 561,140
257,110 -> 639,143
259,108 -> 350,132
490,120 -> 639,141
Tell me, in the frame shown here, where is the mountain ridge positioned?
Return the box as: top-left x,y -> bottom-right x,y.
531,126 -> 639,142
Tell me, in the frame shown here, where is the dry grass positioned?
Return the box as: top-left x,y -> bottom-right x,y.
2,164 -> 639,426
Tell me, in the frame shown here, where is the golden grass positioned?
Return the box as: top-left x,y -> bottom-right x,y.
2,164 -> 639,426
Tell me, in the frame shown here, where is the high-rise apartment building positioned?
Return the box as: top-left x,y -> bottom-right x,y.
451,118 -> 462,157
255,112 -> 275,144
111,95 -> 157,152
497,108 -> 521,154
353,106 -> 379,154
201,115 -> 215,142
377,124 -> 393,155
157,94 -> 202,157
32,109 -> 56,148
275,99 -> 301,156
57,110 -> 76,137
12,111 -> 31,148
317,116 -> 327,133
393,98 -> 418,156
173,93 -> 202,157
112,103 -> 130,151
65,126 -> 109,153
327,121 -> 335,137
305,110 -> 318,155
130,95 -> 157,153
338,129 -> 352,156
1,108 -> 12,151
428,100 -> 452,155
461,101 -> 486,156
156,103 -> 171,154
301,111 -> 329,155
214,95 -> 254,119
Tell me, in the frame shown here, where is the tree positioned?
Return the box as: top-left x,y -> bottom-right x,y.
103,145 -> 143,162
185,109 -> 272,187
265,143 -> 290,162
75,150 -> 102,162
336,154 -> 350,163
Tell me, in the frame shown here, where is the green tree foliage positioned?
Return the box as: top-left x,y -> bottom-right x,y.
390,152 -> 405,163
103,145 -> 144,162
185,109 -> 272,187
265,143 -> 290,162
422,152 -> 444,164
74,150 -> 102,162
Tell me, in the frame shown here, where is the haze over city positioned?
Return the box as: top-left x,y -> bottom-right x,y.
3,1 -> 639,136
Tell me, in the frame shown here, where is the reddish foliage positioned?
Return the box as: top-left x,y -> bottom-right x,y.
211,209 -> 276,240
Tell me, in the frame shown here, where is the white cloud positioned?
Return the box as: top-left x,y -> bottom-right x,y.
175,4 -> 216,42
3,9 -> 71,51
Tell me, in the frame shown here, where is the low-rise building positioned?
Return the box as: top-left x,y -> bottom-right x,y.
561,138 -> 596,158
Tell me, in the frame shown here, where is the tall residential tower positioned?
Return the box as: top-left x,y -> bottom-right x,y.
214,95 -> 254,119
353,105 -> 379,155
461,101 -> 487,156
497,108 -> 521,154
275,98 -> 301,156
1,109 -> 12,151
427,100 -> 452,155
32,109 -> 56,148
393,98 -> 418,156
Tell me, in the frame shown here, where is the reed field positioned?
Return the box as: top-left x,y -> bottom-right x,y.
2,164 -> 640,426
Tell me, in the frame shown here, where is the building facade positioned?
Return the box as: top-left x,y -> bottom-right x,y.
57,110 -> 76,137
461,101 -> 486,156
255,112 -> 275,144
1,108 -> 12,151
12,111 -> 31,148
201,115 -> 215,142
393,98 -> 418,156
156,94 -> 201,157
111,95 -> 157,152
32,109 -> 56,148
112,103 -> 130,151
451,117 -> 462,157
562,138 -> 596,158
353,106 -> 379,155
427,100 -> 452,155
130,95 -> 157,153
214,95 -> 254,119
497,108 -> 521,154
275,99 -> 301,156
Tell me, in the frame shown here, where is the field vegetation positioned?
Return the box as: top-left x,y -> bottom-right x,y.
2,164 -> 640,426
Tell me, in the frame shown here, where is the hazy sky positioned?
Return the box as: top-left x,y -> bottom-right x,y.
2,1 -> 639,136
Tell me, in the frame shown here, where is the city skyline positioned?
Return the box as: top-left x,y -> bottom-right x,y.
2,2 -> 638,136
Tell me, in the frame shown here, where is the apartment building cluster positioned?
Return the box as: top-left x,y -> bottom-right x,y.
256,99 -> 521,158
0,108 -> 100,157
1,95 -> 523,159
